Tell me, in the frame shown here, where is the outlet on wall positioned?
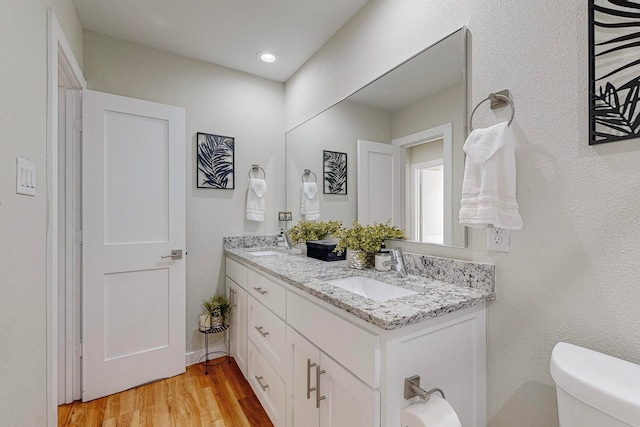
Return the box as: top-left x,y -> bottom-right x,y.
16,157 -> 36,196
486,226 -> 510,252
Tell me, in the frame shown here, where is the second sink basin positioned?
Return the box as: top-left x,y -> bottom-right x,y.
327,276 -> 417,302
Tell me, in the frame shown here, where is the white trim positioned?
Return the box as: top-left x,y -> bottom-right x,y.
410,160 -> 444,243
392,123 -> 454,245
185,340 -> 227,366
47,8 -> 86,426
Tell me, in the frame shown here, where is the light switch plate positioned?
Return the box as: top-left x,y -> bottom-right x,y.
16,157 -> 36,196
487,226 -> 510,252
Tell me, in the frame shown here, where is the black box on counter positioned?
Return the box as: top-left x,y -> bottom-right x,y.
306,240 -> 346,262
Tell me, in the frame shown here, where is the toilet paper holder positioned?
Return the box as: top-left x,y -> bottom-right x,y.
404,375 -> 446,402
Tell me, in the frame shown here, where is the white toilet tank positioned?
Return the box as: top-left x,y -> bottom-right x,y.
550,342 -> 640,427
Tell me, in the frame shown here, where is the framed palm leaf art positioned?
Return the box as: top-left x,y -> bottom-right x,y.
589,0 -> 640,144
323,150 -> 347,195
196,132 -> 235,189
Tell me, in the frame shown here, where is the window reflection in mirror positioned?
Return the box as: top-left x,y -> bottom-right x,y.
407,138 -> 444,244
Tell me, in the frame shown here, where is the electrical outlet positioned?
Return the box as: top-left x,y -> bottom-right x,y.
16,157 -> 36,196
486,227 -> 510,252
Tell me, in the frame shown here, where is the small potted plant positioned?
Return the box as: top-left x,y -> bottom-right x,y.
199,294 -> 231,331
334,219 -> 407,269
287,220 -> 343,248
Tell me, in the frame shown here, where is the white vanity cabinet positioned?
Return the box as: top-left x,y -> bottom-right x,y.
287,327 -> 380,427
225,258 -> 248,376
225,255 -> 487,427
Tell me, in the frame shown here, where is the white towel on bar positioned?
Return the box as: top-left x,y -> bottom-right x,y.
459,121 -> 523,230
300,182 -> 320,220
246,178 -> 267,222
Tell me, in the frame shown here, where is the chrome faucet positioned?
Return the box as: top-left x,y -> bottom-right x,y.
281,231 -> 292,250
383,248 -> 408,278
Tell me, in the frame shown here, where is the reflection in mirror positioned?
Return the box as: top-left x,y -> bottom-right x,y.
286,27 -> 467,247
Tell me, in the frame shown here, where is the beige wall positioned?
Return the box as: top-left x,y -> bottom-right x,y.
83,31 -> 285,354
0,1 -> 82,426
286,1 -> 640,426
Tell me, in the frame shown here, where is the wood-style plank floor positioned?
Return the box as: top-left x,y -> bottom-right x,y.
58,358 -> 274,427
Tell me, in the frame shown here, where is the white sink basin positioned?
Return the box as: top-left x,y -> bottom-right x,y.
327,276 -> 417,302
248,250 -> 280,257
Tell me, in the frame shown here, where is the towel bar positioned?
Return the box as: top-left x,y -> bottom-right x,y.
248,164 -> 266,179
469,89 -> 515,131
302,169 -> 317,183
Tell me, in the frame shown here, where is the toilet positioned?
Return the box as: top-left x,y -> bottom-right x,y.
550,342 -> 640,426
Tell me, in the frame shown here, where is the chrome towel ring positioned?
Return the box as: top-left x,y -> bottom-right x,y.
469,90 -> 515,132
302,169 -> 317,183
248,164 -> 266,180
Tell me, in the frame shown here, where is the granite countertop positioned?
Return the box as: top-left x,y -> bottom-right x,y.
224,245 -> 494,331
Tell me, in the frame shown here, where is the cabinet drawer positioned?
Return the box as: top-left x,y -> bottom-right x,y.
287,291 -> 380,388
226,257 -> 247,289
248,295 -> 286,376
248,340 -> 285,427
248,269 -> 286,319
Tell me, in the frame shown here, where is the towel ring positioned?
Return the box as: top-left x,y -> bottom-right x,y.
302,169 -> 317,183
469,92 -> 515,132
248,164 -> 266,180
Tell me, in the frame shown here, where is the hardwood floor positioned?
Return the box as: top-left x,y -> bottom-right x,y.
58,358 -> 274,427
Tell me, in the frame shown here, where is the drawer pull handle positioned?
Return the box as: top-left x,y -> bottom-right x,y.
307,359 -> 317,399
229,288 -> 237,308
255,375 -> 269,391
316,365 -> 326,408
253,287 -> 268,295
255,326 -> 269,337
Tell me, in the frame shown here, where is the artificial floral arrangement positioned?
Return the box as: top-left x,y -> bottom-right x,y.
286,220 -> 343,245
333,219 -> 407,262
199,294 -> 232,331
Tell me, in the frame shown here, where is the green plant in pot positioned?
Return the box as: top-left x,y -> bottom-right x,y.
333,219 -> 407,268
200,294 -> 231,331
286,220 -> 343,246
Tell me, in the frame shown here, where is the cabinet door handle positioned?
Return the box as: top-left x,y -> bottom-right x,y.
253,287 -> 268,295
228,288 -> 235,308
255,326 -> 269,337
306,359 -> 317,399
255,375 -> 269,391
316,365 -> 326,408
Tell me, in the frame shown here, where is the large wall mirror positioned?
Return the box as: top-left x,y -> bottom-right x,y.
286,27 -> 468,247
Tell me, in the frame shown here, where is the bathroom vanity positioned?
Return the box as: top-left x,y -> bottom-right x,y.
224,239 -> 493,427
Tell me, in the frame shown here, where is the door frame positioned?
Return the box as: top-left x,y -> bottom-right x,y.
392,122 -> 454,245
47,8 -> 86,426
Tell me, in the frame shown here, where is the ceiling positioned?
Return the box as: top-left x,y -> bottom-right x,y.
73,0 -> 369,82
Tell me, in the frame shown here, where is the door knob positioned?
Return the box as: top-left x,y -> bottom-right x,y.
161,249 -> 182,260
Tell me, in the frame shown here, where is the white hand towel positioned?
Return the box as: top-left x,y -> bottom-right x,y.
246,178 -> 267,222
459,121 -> 523,230
300,182 -> 320,220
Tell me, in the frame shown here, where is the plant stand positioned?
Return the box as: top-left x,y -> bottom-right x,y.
198,323 -> 230,374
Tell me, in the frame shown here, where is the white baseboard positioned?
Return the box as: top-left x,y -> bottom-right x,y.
185,340 -> 227,366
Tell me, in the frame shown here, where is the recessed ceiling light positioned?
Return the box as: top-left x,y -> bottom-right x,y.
257,51 -> 277,63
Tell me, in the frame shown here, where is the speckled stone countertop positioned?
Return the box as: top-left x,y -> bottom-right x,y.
224,242 -> 495,331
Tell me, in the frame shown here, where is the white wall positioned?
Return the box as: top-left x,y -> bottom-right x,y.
83,31 -> 285,354
0,1 -> 83,425
286,1 -> 640,426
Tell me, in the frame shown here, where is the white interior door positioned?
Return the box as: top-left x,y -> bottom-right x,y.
82,90 -> 186,401
356,140 -> 403,227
